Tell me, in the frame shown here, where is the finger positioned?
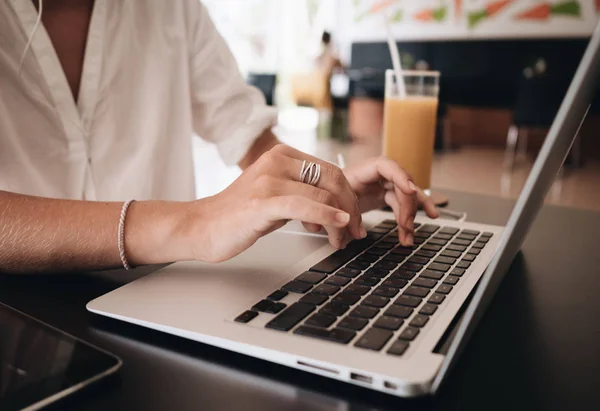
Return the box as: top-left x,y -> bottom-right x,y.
385,191 -> 413,246
352,157 -> 417,196
266,196 -> 351,248
416,188 -> 440,218
303,222 -> 323,233
395,182 -> 418,236
276,180 -> 351,248
273,145 -> 364,240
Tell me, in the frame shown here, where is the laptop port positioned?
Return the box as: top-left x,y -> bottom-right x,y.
384,381 -> 398,390
350,372 -> 373,385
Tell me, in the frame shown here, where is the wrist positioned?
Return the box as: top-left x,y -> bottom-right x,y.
125,200 -> 195,265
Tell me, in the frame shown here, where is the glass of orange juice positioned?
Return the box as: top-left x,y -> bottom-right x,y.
383,70 -> 440,190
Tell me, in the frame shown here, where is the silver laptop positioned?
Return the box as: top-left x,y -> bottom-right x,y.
87,22 -> 600,397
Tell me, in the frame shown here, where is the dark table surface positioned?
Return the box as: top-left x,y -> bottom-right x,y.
1,190 -> 600,411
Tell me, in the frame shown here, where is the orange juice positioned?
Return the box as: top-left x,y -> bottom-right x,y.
383,96 -> 439,189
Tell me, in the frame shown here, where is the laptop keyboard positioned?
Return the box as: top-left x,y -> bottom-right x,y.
234,220 -> 493,356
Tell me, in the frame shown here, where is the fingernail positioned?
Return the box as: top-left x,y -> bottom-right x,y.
405,233 -> 414,246
359,226 -> 367,239
408,180 -> 416,191
335,212 -> 350,224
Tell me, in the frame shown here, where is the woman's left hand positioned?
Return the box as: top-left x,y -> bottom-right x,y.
343,156 -> 439,246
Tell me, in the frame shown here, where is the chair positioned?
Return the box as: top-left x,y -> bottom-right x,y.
504,60 -> 576,169
246,73 -> 277,106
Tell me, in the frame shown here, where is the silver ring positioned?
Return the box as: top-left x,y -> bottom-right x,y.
299,161 -> 321,186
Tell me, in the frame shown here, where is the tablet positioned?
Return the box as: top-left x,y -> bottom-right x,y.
0,303 -> 121,411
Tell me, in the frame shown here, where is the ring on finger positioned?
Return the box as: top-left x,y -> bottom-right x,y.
300,161 -> 321,186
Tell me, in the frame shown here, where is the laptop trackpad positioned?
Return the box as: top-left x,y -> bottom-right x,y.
114,228 -> 330,321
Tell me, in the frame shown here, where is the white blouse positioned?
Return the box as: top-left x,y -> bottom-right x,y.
0,0 -> 277,201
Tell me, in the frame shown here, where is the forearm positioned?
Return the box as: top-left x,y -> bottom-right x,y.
238,128 -> 281,170
0,191 -> 189,274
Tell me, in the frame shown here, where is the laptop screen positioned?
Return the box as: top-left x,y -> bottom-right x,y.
432,20 -> 600,392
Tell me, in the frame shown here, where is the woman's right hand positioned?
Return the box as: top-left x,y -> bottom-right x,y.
179,144 -> 367,263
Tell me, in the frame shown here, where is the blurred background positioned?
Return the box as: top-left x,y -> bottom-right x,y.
194,0 -> 600,212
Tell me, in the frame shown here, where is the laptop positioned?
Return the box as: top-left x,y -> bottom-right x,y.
87,22 -> 600,397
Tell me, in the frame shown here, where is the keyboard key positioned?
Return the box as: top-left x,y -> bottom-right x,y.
428,262 -> 451,272
443,276 -> 460,285
325,275 -> 351,287
282,280 -> 313,294
266,303 -> 315,331
265,302 -> 287,314
349,305 -> 378,319
384,305 -> 413,318
436,284 -> 453,295
415,249 -> 437,258
387,340 -> 410,356
457,260 -> 471,269
355,328 -> 393,351
345,284 -> 370,295
296,271 -> 327,284
235,310 -> 258,323
347,261 -> 371,270
267,290 -> 288,301
313,284 -> 340,295
367,232 -> 384,240
435,233 -> 454,240
373,260 -> 398,270
382,278 -> 408,289
450,268 -> 466,277
294,326 -> 356,344
420,270 -> 444,280
362,295 -> 390,308
357,254 -> 379,264
394,295 -> 422,308
407,256 -> 430,265
428,293 -> 446,304
355,275 -> 380,287
380,255 -> 405,266
373,286 -> 400,298
374,316 -> 404,331
481,232 -> 494,238
410,314 -> 430,328
310,239 -> 374,273
472,241 -> 486,249
300,293 -> 329,305
377,242 -> 395,250
401,263 -> 423,272
452,239 -> 472,246
457,234 -> 477,241
398,327 -> 420,341
422,244 -> 442,252
413,277 -> 437,289
440,227 -> 459,235
467,248 -> 481,256
447,244 -> 467,252
381,219 -> 398,226
369,227 -> 390,234
338,316 -> 368,331
305,313 -> 336,328
332,292 -> 361,306
461,229 -> 480,236
428,238 -> 447,246
381,236 -> 399,244
404,286 -> 430,298
391,269 -> 416,280
462,254 -> 476,262
477,236 -> 490,243
414,237 -> 426,245
252,300 -> 275,312
391,246 -> 412,256
337,268 -> 361,278
434,256 -> 457,265
418,224 -> 440,233
419,303 -> 438,316
321,302 -> 350,317
441,250 -> 462,259
368,247 -> 388,256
